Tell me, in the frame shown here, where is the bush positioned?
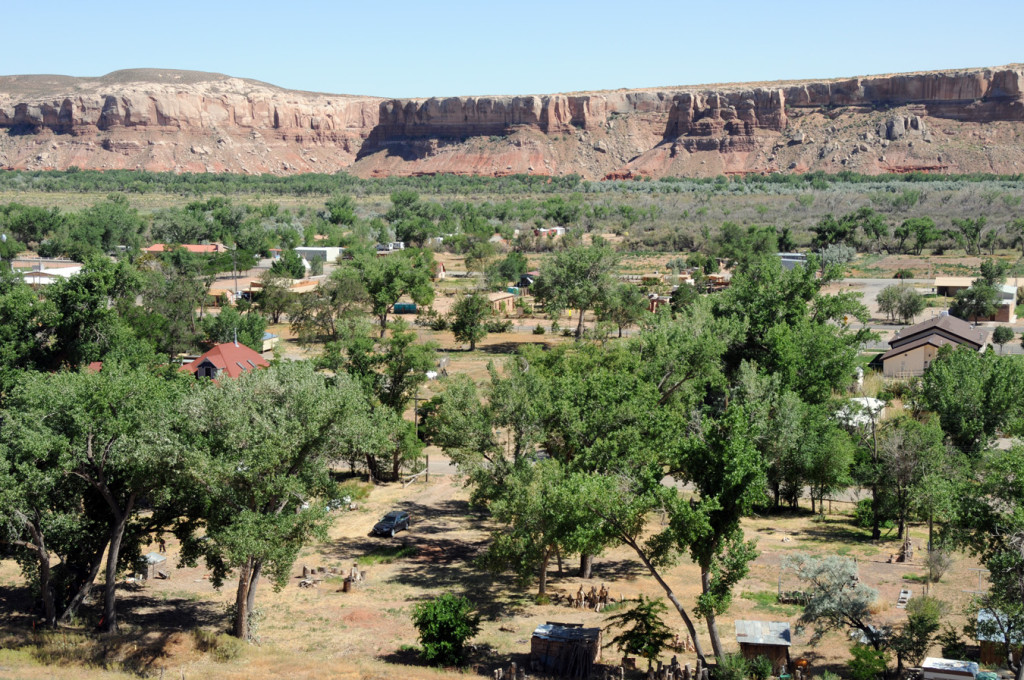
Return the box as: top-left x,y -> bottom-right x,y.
848,644 -> 889,680
411,593 -> 480,667
193,628 -> 246,662
484,319 -> 513,333
937,625 -> 968,660
893,268 -> 914,279
924,549 -> 953,582
532,325 -> 546,335
714,653 -> 749,680
853,498 -> 894,530
748,655 -> 774,680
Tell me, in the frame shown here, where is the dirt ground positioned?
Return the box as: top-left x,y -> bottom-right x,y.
0,471 -> 988,680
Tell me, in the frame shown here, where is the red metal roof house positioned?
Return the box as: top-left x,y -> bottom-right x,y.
181,342 -> 269,380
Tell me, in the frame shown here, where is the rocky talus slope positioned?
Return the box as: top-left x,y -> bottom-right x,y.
1,65 -> 1023,178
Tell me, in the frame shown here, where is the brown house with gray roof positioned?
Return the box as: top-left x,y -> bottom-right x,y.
881,313 -> 988,378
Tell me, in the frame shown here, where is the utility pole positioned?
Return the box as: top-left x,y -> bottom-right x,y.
231,246 -> 239,301
413,393 -> 428,482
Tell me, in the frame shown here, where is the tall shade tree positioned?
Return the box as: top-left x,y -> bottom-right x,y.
953,445 -> 1024,680
1,365 -> 186,632
877,416 -> 945,539
921,346 -> 1024,454
450,292 -> 491,351
532,240 -> 619,339
348,249 -> 436,337
178,362 -> 372,639
597,282 -> 650,338
713,255 -> 872,404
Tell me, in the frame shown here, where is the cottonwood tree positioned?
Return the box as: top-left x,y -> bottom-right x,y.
877,417 -> 945,539
921,346 -> 1024,454
254,270 -> 297,324
346,249 -> 436,337
597,283 -> 649,337
877,284 -> 925,324
450,293 -> 490,351
2,365 -> 186,632
953,445 -> 1024,680
532,240 -> 619,339
178,362 -> 372,639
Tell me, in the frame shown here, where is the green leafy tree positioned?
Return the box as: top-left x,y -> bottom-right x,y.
347,249 -> 435,337
411,593 -> 481,667
877,417 -> 945,539
254,270 -> 297,324
605,596 -> 674,670
891,597 -> 942,674
450,293 -> 490,351
993,325 -> 1015,353
289,267 -> 367,345
848,644 -> 890,680
201,306 -> 267,353
178,362 -> 371,639
921,346 -> 1024,453
953,445 -> 1024,680
497,251 -> 529,283
532,240 -> 619,339
877,284 -> 925,324
324,194 -> 357,226
597,283 -> 649,337
2,366 -> 186,632
951,217 -> 987,256
270,249 -> 306,279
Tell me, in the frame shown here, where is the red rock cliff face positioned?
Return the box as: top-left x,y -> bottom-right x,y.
1,65 -> 1023,178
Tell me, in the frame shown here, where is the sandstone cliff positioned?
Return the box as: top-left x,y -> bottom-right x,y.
1,65 -> 1023,179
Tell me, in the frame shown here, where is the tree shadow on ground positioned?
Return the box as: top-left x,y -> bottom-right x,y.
799,516 -> 892,545
477,341 -> 551,355
118,592 -> 224,631
0,582 -> 36,626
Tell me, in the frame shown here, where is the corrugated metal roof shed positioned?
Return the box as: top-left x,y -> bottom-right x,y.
533,624 -> 601,642
735,620 -> 792,647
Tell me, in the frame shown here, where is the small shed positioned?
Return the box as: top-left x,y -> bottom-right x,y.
923,658 -> 978,680
531,622 -> 601,678
142,552 -> 167,580
977,609 -> 1024,667
735,620 -> 791,673
488,292 -> 515,314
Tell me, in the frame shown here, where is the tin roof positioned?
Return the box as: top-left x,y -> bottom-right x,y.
533,624 -> 601,643
735,620 -> 791,647
923,658 -> 979,675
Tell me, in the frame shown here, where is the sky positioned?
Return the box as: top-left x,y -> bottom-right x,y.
4,0 -> 1023,98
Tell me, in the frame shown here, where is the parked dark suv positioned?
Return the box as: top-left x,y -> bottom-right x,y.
371,511 -> 410,537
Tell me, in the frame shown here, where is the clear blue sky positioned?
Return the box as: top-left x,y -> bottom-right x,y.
5,0 -> 1023,98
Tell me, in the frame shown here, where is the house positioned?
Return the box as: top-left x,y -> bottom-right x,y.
779,252 -> 809,271
488,291 -> 516,314
530,623 -> 601,678
294,246 -> 344,263
977,609 -> 1024,667
935,277 -> 1021,323
881,313 -> 989,378
922,658 -> 978,680
181,342 -> 270,380
533,227 -> 566,238
648,293 -> 671,313
376,241 -> 406,254
143,243 -> 228,254
735,620 -> 791,673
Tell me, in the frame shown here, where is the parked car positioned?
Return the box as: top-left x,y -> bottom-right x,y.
371,510 -> 411,537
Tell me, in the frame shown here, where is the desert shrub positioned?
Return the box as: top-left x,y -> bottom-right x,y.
532,325 -> 546,335
411,593 -> 481,667
193,628 -> 246,662
924,549 -> 954,582
893,268 -> 914,279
